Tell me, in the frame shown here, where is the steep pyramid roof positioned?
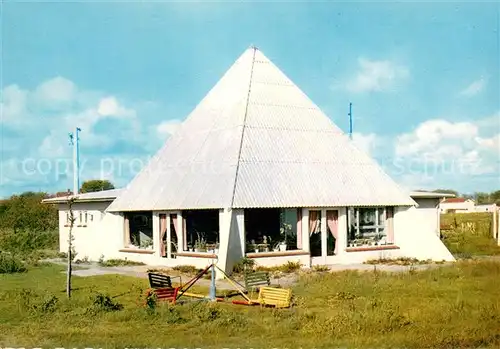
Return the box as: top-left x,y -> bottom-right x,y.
107,47 -> 414,211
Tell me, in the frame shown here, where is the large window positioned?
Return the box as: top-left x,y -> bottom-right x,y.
124,211 -> 153,249
347,207 -> 394,247
182,210 -> 219,252
245,208 -> 301,253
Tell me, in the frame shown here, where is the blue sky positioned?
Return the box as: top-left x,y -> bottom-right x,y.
1,2 -> 499,198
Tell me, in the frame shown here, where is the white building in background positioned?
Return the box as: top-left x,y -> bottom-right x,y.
440,198 -> 476,213
440,198 -> 498,214
43,47 -> 455,277
474,204 -> 498,213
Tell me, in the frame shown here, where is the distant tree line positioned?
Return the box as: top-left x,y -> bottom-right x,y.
431,189 -> 500,205
0,192 -> 58,232
0,180 -> 116,232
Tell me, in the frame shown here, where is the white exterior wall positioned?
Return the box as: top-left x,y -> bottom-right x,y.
475,204 -> 497,213
413,198 -> 441,236
393,206 -> 454,262
58,201 -> 120,260
58,201 -> 454,277
440,200 -> 475,213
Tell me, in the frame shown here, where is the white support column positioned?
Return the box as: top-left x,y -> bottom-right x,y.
152,212 -> 160,257
177,212 -> 184,253
216,208 -> 232,280
337,207 -> 347,256
321,209 -> 327,265
166,214 -> 172,259
237,210 -> 245,255
302,208 -> 310,253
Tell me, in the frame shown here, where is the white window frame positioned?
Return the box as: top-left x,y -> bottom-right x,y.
348,207 -> 388,245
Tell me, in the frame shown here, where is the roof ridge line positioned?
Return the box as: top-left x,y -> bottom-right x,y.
230,47 -> 257,208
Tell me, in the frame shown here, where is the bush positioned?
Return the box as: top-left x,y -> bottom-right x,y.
0,253 -> 27,274
280,261 -> 302,273
0,192 -> 58,232
172,265 -> 198,274
232,257 -> 255,274
312,265 -> 330,272
89,293 -> 123,312
98,258 -> 145,267
0,229 -> 58,256
31,295 -> 58,315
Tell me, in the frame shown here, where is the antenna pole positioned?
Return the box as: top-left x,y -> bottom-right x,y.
71,127 -> 81,195
348,102 -> 353,140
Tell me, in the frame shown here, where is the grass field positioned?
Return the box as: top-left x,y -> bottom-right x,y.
441,212 -> 500,257
1,261 -> 500,348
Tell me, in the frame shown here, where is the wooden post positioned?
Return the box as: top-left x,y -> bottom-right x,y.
493,209 -> 497,239
495,208 -> 500,246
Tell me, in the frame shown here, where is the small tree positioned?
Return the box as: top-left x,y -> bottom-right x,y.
66,197 -> 76,298
80,180 -> 115,193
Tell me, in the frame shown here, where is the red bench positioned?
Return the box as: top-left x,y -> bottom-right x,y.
145,286 -> 179,304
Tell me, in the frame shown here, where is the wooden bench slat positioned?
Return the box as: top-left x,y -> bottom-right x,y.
148,272 -> 172,288
244,270 -> 271,291
148,286 -> 179,304
258,287 -> 292,308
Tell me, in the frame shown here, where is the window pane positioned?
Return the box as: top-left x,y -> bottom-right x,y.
347,207 -> 387,246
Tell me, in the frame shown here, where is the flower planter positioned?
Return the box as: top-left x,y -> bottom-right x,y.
279,244 -> 287,252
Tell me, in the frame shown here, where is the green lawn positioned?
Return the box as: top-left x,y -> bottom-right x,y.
1,261 -> 500,348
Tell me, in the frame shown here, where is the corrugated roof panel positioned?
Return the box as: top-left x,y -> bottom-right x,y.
233,162 -> 414,208
108,47 -> 414,212
245,104 -> 341,132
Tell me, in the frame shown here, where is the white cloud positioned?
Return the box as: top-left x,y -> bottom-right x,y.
352,132 -> 378,155
475,134 -> 500,151
39,132 -> 65,158
460,77 -> 486,97
33,76 -> 77,107
346,58 -> 409,93
157,119 -> 182,138
1,84 -> 28,122
97,96 -> 135,118
393,116 -> 499,184
395,119 -> 479,158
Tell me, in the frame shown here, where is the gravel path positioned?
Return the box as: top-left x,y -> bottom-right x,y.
43,258 -> 457,290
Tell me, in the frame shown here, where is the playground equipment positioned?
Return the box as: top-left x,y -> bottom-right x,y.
145,261 -> 292,308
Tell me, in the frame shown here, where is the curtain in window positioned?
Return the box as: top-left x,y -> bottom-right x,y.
326,210 -> 339,254
297,208 -> 302,249
386,207 -> 394,243
309,210 -> 320,236
159,214 -> 167,257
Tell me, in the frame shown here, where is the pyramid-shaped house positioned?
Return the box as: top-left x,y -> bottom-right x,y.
60,47 -> 454,275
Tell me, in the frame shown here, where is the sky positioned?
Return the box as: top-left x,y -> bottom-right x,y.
1,1 -> 499,198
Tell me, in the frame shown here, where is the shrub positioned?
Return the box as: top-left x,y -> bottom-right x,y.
312,265 -> 330,272
232,257 -> 255,274
89,293 -> 123,312
144,290 -> 157,311
172,265 -> 198,274
0,253 -> 27,274
279,261 -> 302,273
189,302 -> 222,322
98,258 -> 145,267
31,295 -> 58,314
0,229 -> 58,256
74,256 -> 91,264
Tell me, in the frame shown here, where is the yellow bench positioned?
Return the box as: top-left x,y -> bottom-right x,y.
257,286 -> 292,308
